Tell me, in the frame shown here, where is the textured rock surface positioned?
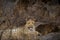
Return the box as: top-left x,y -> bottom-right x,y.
0,0 -> 60,40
